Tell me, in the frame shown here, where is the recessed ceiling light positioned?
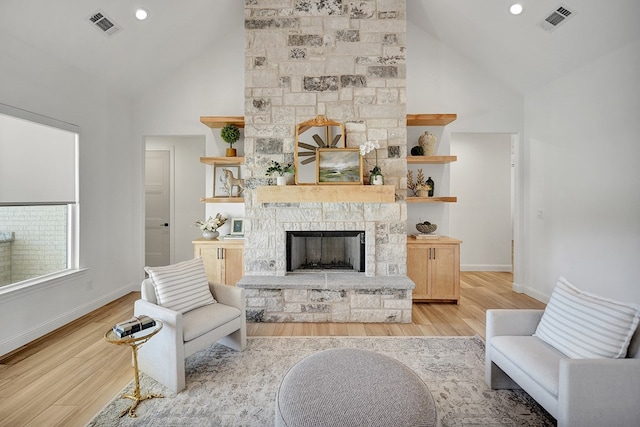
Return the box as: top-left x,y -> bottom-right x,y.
135,8 -> 148,20
509,3 -> 524,15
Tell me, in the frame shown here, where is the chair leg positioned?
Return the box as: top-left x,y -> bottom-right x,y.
218,328 -> 246,351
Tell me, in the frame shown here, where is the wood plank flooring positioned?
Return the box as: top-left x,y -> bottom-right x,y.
0,272 -> 545,427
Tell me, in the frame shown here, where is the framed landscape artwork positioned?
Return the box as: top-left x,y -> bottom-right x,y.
316,148 -> 362,185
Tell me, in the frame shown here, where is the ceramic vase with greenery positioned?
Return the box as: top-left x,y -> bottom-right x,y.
220,124 -> 240,157
266,160 -> 295,185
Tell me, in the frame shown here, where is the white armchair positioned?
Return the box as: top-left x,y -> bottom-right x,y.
134,278 -> 246,393
486,309 -> 640,427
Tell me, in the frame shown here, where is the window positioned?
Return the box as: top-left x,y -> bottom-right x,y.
0,103 -> 79,290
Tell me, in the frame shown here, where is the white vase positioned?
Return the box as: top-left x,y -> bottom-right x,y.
202,230 -> 219,240
371,175 -> 384,185
276,176 -> 287,186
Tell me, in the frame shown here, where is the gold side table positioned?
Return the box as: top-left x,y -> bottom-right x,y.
104,320 -> 164,418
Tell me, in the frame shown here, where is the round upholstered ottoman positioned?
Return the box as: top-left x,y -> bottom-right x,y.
275,348 -> 437,427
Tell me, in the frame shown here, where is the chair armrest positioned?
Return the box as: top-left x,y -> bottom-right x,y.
210,283 -> 245,311
134,298 -> 184,344
559,358 -> 640,426
486,309 -> 544,338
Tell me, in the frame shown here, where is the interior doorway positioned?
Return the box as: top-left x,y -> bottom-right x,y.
450,133 -> 515,272
145,150 -> 171,267
144,136 -> 206,267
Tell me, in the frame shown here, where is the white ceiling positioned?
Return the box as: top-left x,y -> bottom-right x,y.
1,0 -> 639,98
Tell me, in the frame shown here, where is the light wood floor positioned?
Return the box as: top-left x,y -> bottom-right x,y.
0,272 -> 544,427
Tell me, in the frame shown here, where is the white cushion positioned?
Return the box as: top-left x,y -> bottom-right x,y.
491,335 -> 564,397
145,258 -> 216,314
534,277 -> 640,359
182,302 -> 241,343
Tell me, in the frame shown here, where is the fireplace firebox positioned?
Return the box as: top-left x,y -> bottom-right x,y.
286,231 -> 365,272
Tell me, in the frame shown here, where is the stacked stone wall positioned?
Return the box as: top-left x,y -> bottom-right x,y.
244,0 -> 407,277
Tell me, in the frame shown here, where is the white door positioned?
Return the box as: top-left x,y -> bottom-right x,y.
145,150 -> 171,267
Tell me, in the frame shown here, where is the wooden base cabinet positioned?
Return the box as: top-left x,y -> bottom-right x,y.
407,236 -> 461,303
193,238 -> 244,286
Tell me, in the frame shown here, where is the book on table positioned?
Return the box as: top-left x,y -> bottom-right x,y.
113,315 -> 156,338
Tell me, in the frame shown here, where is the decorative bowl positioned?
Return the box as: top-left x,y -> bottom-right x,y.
416,223 -> 437,234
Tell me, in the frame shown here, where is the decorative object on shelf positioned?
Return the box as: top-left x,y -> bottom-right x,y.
426,176 -> 434,197
195,213 -> 227,240
202,230 -> 219,240
418,131 -> 437,156
266,160 -> 295,186
359,140 -> 383,185
295,115 -> 345,184
317,148 -> 363,184
220,123 -> 240,157
416,221 -> 437,234
223,169 -> 244,196
230,218 -> 244,236
214,166 -> 243,197
407,169 -> 426,196
410,145 -> 424,156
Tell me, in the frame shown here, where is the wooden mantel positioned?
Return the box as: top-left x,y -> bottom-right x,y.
257,185 -> 396,203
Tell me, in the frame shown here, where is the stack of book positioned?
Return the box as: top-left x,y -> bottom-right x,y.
112,315 -> 156,338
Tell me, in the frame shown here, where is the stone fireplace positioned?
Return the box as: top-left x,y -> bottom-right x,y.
237,0 -> 413,323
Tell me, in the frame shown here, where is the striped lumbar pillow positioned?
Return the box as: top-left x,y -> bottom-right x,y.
534,277 -> 640,359
145,258 -> 216,314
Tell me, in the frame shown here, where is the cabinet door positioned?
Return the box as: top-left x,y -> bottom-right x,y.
429,245 -> 459,300
407,246 -> 430,299
222,246 -> 244,286
194,246 -> 223,284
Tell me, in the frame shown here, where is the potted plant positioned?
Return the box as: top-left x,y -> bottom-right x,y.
359,140 -> 383,185
266,160 -> 295,185
195,213 -> 227,240
220,123 -> 240,157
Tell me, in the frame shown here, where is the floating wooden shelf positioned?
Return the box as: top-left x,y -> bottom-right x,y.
257,185 -> 395,204
406,156 -> 457,164
406,196 -> 457,203
200,197 -> 244,204
200,116 -> 245,128
200,156 -> 245,165
406,114 -> 457,126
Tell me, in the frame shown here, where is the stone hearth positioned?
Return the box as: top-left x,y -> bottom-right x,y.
237,273 -> 413,323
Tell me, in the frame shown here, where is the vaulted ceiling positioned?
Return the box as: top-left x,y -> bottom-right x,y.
1,0 -> 638,98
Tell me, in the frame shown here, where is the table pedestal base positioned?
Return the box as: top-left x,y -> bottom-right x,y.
119,391 -> 164,418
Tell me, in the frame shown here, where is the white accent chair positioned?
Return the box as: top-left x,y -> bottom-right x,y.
134,279 -> 246,393
486,309 -> 640,427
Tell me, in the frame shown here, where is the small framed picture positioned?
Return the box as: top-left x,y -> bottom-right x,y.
214,166 -> 241,197
230,218 -> 244,235
316,148 -> 362,185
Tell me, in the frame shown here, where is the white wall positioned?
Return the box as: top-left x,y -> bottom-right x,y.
521,39 -> 640,304
406,21 -> 524,274
133,26 -> 246,237
0,32 -> 140,355
451,133 -> 512,271
146,136 -> 206,263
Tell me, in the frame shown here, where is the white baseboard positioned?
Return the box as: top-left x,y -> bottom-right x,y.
0,282 -> 135,357
460,264 -> 512,272
512,281 -> 550,304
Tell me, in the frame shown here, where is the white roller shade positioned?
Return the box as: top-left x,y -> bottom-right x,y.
0,106 -> 78,205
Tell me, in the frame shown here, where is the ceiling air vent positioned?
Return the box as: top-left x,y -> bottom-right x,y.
538,4 -> 577,33
87,10 -> 121,37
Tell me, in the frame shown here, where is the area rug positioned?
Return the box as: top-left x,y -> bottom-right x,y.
88,336 -> 555,426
